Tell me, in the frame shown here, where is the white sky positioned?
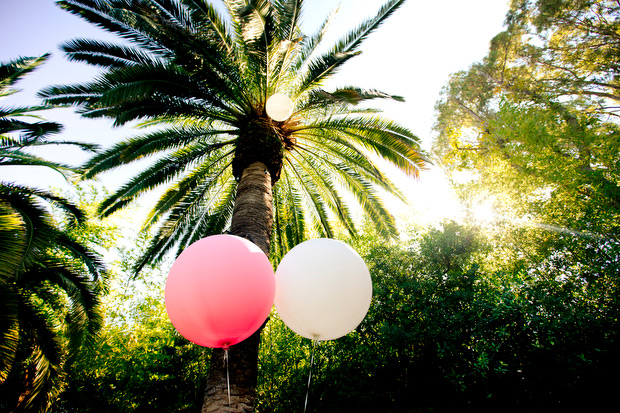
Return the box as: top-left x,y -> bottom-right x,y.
0,0 -> 509,226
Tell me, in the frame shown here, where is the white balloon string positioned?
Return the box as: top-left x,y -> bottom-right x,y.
224,348 -> 231,407
304,340 -> 318,413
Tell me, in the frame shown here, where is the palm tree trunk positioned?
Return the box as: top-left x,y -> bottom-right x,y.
202,161 -> 273,413
229,161 -> 273,254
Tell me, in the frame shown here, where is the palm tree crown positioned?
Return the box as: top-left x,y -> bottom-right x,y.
41,0 -> 426,270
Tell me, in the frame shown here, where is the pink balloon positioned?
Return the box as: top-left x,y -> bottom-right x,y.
165,234 -> 275,348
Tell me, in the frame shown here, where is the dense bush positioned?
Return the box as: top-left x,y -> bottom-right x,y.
257,222 -> 620,412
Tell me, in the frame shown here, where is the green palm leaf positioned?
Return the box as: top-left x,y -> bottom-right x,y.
62,39 -> 164,68
0,55 -> 49,91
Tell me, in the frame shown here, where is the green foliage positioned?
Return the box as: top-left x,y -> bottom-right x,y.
39,216 -> 618,411
56,253 -> 207,412
424,2 -> 620,408
0,54 -> 98,176
49,192 -> 205,412
255,222 -> 620,411
507,0 -> 620,108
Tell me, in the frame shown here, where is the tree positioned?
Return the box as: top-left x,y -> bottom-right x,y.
254,220 -> 620,411
507,0 -> 620,113
40,0 -> 426,410
0,56 -> 105,412
432,0 -> 620,239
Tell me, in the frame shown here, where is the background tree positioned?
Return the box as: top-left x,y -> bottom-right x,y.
40,0 -> 426,410
432,0 -> 620,240
0,56 -> 105,412
507,0 -> 620,112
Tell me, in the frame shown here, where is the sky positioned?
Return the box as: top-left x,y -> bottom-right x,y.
0,0 -> 509,226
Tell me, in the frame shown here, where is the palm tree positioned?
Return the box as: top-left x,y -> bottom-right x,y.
0,55 -> 105,412
41,0 -> 426,410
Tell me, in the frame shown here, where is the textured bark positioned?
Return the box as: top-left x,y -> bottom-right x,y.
229,161 -> 273,254
201,161 -> 273,413
201,332 -> 262,413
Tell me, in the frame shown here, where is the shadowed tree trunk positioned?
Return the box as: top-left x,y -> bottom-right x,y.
202,161 -> 273,413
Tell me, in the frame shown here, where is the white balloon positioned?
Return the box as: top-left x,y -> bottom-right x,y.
274,238 -> 372,341
265,93 -> 293,122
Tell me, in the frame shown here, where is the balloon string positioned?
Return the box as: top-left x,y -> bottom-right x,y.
304,340 -> 318,413
224,348 -> 231,407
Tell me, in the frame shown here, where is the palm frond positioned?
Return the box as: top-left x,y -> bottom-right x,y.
141,145 -> 234,227
174,177 -> 236,248
271,176 -> 306,261
0,286 -> 19,382
34,256 -> 104,354
181,0 -> 234,52
61,38 -> 163,68
298,115 -> 426,178
0,151 -> 77,179
0,185 -> 85,293
0,202 -> 26,284
53,232 -> 107,281
304,87 -> 405,107
97,139 -> 234,216
14,292 -> 64,412
293,0 -> 404,97
81,125 -> 232,178
285,148 -> 357,235
134,170 -> 236,274
0,183 -> 85,225
281,154 -> 334,238
40,61 -> 244,124
265,0 -> 304,91
0,54 -> 50,90
290,4 -> 337,73
294,49 -> 361,96
0,117 -> 62,141
334,165 -> 399,238
57,0 -> 172,56
273,0 -> 303,40
332,0 -> 405,55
